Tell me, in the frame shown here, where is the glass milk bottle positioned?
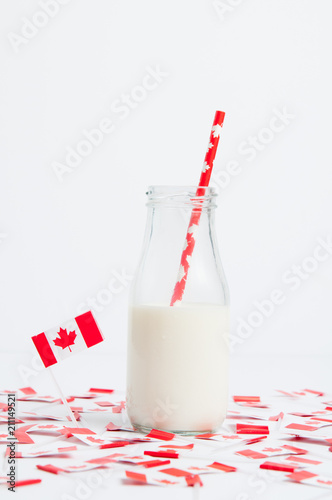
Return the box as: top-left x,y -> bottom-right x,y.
126,186 -> 229,435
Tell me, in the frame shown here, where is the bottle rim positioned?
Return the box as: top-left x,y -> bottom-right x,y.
146,185 -> 218,209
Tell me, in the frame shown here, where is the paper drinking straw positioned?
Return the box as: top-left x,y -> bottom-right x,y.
170,110 -> 225,306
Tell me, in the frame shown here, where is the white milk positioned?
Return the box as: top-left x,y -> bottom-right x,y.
127,303 -> 229,433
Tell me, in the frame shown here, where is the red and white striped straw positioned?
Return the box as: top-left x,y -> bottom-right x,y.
170,110 -> 225,306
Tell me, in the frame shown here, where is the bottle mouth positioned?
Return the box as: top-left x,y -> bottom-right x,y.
146,186 -> 218,209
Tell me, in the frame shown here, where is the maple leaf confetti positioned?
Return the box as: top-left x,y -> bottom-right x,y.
53,328 -> 77,352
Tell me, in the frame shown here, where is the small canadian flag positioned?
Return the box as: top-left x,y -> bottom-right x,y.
32,311 -> 104,368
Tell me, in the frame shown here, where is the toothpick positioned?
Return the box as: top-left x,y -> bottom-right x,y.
48,367 -> 79,427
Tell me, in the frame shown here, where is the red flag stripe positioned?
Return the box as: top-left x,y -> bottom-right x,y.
31,332 -> 57,368
75,311 -> 104,348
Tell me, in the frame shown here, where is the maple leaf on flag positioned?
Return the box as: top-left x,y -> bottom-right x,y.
53,328 -> 77,352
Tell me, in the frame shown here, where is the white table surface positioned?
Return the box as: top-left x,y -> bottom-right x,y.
1,351 -> 331,500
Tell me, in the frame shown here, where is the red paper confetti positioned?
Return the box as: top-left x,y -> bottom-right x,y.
15,479 -> 42,487
269,412 -> 284,421
285,423 -> 319,432
159,443 -> 194,450
233,396 -> 261,403
137,459 -> 171,468
245,436 -> 268,445
236,423 -> 269,434
37,464 -> 64,475
106,422 -> 122,431
287,470 -> 317,482
62,427 -> 96,435
208,462 -> 236,472
144,450 -> 179,459
236,449 -> 268,459
125,470 -> 147,483
304,389 -> 324,396
160,467 -> 190,477
285,456 -> 322,465
146,429 -> 176,441
95,401 -> 115,407
15,425 -> 35,444
195,433 -> 218,439
99,441 -> 130,449
260,461 -> 297,473
185,474 -> 203,487
89,388 -> 114,394
19,387 -> 37,395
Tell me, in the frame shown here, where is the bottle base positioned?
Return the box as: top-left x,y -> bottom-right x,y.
132,422 -> 219,436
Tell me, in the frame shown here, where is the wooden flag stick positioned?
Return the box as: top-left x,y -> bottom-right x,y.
48,366 -> 79,427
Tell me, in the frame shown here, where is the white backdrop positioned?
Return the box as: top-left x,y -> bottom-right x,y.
0,0 -> 331,393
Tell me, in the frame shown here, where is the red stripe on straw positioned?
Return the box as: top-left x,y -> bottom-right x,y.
170,110 -> 225,306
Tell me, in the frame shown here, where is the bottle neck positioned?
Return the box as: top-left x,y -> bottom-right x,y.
146,185 -> 218,212
129,186 -> 228,306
